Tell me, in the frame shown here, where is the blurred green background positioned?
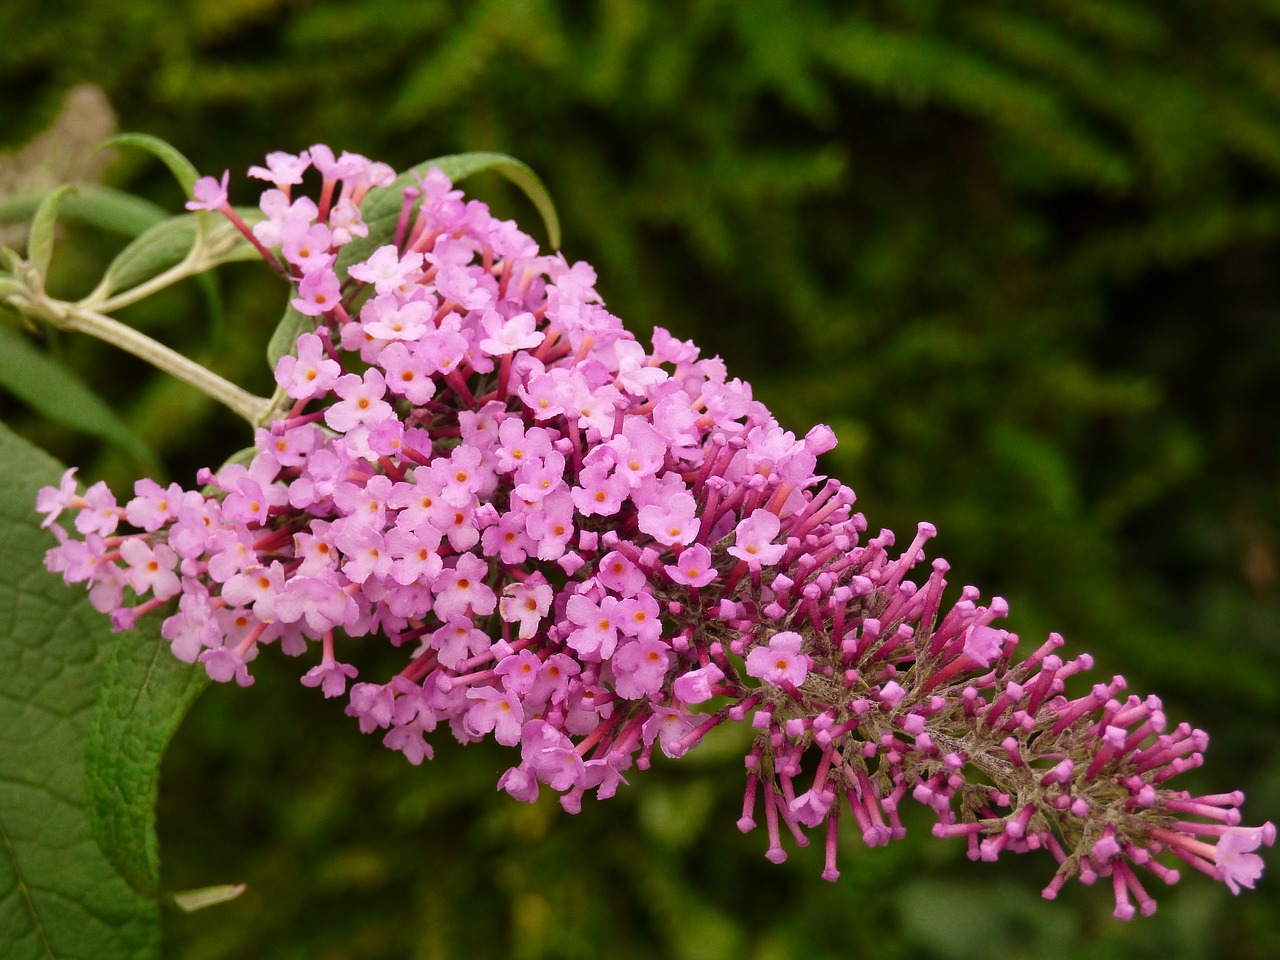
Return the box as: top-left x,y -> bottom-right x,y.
3,1 -> 1280,957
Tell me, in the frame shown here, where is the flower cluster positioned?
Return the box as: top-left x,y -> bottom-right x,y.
39,147 -> 1272,918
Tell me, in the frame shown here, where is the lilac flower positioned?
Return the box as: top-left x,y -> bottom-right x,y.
185,171 -> 230,211
35,467 -> 78,528
292,266 -> 342,317
39,149 -> 1274,920
1216,825 -> 1276,894
745,631 -> 811,688
248,150 -> 312,190
347,244 -> 425,295
300,658 -> 359,699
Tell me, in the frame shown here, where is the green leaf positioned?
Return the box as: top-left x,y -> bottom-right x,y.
85,619 -> 210,897
0,421 -> 159,959
336,152 -> 561,276
100,215 -> 199,294
430,153 -> 561,250
0,187 -> 168,239
0,325 -> 160,468
266,301 -> 314,371
100,208 -> 261,297
0,273 -> 21,301
98,134 -> 200,196
171,884 -> 247,913
26,185 -> 77,279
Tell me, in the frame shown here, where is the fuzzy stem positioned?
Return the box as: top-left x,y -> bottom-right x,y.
26,291 -> 272,425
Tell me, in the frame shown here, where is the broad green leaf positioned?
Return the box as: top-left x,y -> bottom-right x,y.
0,325 -> 160,468
0,421 -> 159,959
336,152 -> 562,276
99,134 -> 200,196
100,208 -> 262,297
27,185 -> 77,279
266,301 -> 314,371
85,617 -> 210,897
0,187 -> 168,239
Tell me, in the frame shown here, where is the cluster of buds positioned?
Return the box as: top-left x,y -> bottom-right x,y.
38,147 -> 1272,918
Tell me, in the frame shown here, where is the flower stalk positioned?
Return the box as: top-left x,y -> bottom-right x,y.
35,146 -> 1274,919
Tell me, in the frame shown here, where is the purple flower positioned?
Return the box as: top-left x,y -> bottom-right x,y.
35,467 -> 78,528
248,150 -> 311,189
185,170 -> 230,211
300,658 -> 359,699
745,631 -> 810,688
1216,824 -> 1276,894
41,150 -> 1273,921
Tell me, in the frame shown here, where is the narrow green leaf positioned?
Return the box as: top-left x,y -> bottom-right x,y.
2,246 -> 23,275
85,619 -> 210,897
266,301 -> 314,371
0,325 -> 160,468
336,152 -> 561,276
431,152 -> 561,250
0,187 -> 168,239
26,184 -> 77,279
101,215 -> 199,294
100,208 -> 260,297
99,133 -> 200,196
171,883 -> 247,913
0,421 -> 159,959
61,187 -> 168,238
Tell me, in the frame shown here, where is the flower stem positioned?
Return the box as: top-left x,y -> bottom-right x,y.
65,306 -> 273,424
13,282 -> 273,425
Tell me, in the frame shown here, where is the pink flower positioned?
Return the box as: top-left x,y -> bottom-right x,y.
281,220 -> 334,273
361,295 -> 433,342
43,151 -> 1270,920
673,663 -> 725,705
348,244 -> 424,295
124,478 -> 184,532
963,624 -> 1005,667
119,537 -> 181,601
637,491 -> 699,547
466,686 -> 524,746
432,555 -> 497,620
275,332 -> 341,400
291,267 -> 342,316
185,171 -> 229,211
300,659 -> 359,699
727,509 -> 786,566
664,543 -> 717,587
565,593 -> 621,660
480,310 -> 544,356
499,577 -> 553,640
612,638 -> 670,700
745,631 -> 810,688
74,481 -> 120,536
1217,825 -> 1277,894
248,150 -> 311,188
199,647 -> 254,687
324,369 -> 393,433
36,467 -> 79,528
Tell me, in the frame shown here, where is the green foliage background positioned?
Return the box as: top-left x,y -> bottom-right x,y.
3,0 -> 1280,956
